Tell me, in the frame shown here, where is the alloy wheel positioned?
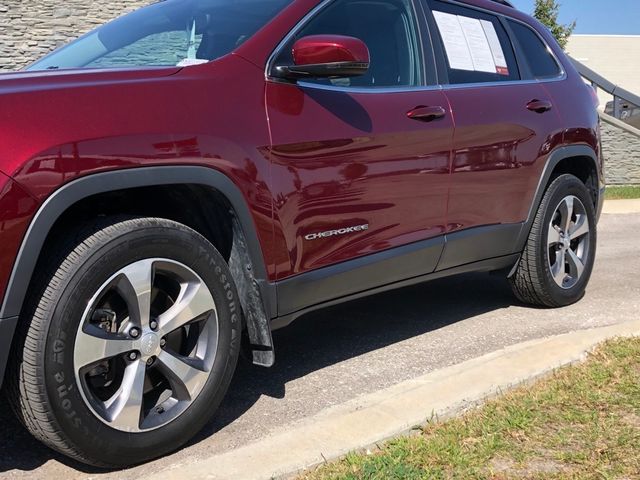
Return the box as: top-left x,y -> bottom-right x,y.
547,195 -> 591,290
73,258 -> 219,432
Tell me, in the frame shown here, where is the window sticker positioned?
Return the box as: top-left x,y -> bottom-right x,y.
433,11 -> 474,71
480,20 -> 509,75
176,58 -> 209,67
434,11 -> 509,76
457,15 -> 496,73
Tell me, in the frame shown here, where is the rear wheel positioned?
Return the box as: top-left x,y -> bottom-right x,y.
510,174 -> 597,307
7,217 -> 241,467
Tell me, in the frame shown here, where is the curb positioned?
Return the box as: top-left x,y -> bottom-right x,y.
602,199 -> 640,214
144,320 -> 640,480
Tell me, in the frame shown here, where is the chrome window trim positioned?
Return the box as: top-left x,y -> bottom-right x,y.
295,81 -> 443,94
293,75 -> 566,95
441,73 -> 566,91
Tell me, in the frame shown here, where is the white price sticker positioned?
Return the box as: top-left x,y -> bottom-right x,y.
481,20 -> 509,75
434,11 -> 510,76
458,16 -> 496,73
433,11 -> 474,71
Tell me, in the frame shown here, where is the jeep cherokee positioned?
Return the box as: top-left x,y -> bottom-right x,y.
0,0 -> 604,467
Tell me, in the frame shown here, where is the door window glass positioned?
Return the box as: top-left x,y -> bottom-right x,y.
274,0 -> 424,88
508,20 -> 561,79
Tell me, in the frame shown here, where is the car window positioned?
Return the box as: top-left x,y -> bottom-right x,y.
428,0 -> 519,85
507,20 -> 561,79
28,0 -> 293,71
274,0 -> 424,88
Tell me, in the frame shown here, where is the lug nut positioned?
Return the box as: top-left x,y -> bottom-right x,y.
128,351 -> 138,361
147,356 -> 155,366
150,320 -> 158,330
130,327 -> 140,338
160,338 -> 166,348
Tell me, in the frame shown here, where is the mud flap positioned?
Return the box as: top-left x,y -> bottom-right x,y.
228,216 -> 275,367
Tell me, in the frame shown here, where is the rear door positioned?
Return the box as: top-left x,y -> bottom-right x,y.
505,18 -> 600,154
423,0 -> 565,269
266,0 -> 454,290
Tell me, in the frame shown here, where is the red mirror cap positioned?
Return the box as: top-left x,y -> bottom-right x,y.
292,35 -> 370,66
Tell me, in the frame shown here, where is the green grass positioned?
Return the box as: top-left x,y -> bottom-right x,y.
605,185 -> 640,200
301,338 -> 640,480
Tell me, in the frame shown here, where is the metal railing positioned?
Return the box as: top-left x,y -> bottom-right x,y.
570,56 -> 640,139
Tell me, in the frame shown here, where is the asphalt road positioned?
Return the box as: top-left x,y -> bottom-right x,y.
1,213 -> 638,480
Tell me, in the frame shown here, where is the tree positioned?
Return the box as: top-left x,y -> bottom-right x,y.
533,0 -> 576,50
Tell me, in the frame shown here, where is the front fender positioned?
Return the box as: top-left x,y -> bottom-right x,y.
0,166 -> 277,387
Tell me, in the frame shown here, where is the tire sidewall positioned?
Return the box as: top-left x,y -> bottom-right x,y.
41,220 -> 241,466
537,175 -> 597,306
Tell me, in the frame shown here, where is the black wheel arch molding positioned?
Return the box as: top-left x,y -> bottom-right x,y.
0,166 -> 277,388
514,144 -> 603,254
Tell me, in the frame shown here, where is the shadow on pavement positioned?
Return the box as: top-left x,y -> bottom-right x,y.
0,271 -> 515,474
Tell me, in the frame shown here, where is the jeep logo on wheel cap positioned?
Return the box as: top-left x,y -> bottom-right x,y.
141,333 -> 160,356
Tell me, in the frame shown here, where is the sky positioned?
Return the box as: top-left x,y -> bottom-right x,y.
509,0 -> 640,35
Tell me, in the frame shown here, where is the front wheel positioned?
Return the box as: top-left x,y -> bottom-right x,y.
7,217 -> 241,467
510,174 -> 597,307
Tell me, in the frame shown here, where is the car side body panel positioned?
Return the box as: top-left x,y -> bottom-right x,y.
442,83 -> 565,233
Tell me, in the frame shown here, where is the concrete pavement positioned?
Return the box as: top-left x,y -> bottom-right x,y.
149,320 -> 640,480
602,198 -> 640,214
0,212 -> 639,479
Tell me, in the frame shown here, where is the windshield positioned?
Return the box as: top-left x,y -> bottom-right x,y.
28,0 -> 293,71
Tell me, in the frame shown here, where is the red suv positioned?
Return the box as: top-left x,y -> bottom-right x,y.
0,0 -> 603,467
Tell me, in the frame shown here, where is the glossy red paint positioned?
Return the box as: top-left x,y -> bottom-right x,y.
292,35 -> 370,66
0,55 -> 282,280
266,81 -> 453,277
443,83 -> 565,232
514,11 -> 603,184
0,172 -> 39,304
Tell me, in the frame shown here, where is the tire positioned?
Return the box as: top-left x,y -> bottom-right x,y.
6,217 -> 241,468
510,174 -> 597,307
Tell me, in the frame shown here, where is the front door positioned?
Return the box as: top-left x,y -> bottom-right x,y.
266,0 -> 453,290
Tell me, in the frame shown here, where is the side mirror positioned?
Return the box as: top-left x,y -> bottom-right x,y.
273,35 -> 370,81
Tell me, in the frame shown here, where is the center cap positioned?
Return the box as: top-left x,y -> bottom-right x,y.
140,333 -> 160,356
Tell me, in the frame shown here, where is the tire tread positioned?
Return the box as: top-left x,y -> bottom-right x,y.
6,217 -> 216,468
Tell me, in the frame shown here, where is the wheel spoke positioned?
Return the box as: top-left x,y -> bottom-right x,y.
559,196 -> 574,233
566,249 -> 585,279
74,326 -> 136,368
551,249 -> 566,285
156,350 -> 209,401
107,360 -> 147,432
157,281 -> 215,335
569,214 -> 590,240
115,259 -> 155,329
547,223 -> 561,246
